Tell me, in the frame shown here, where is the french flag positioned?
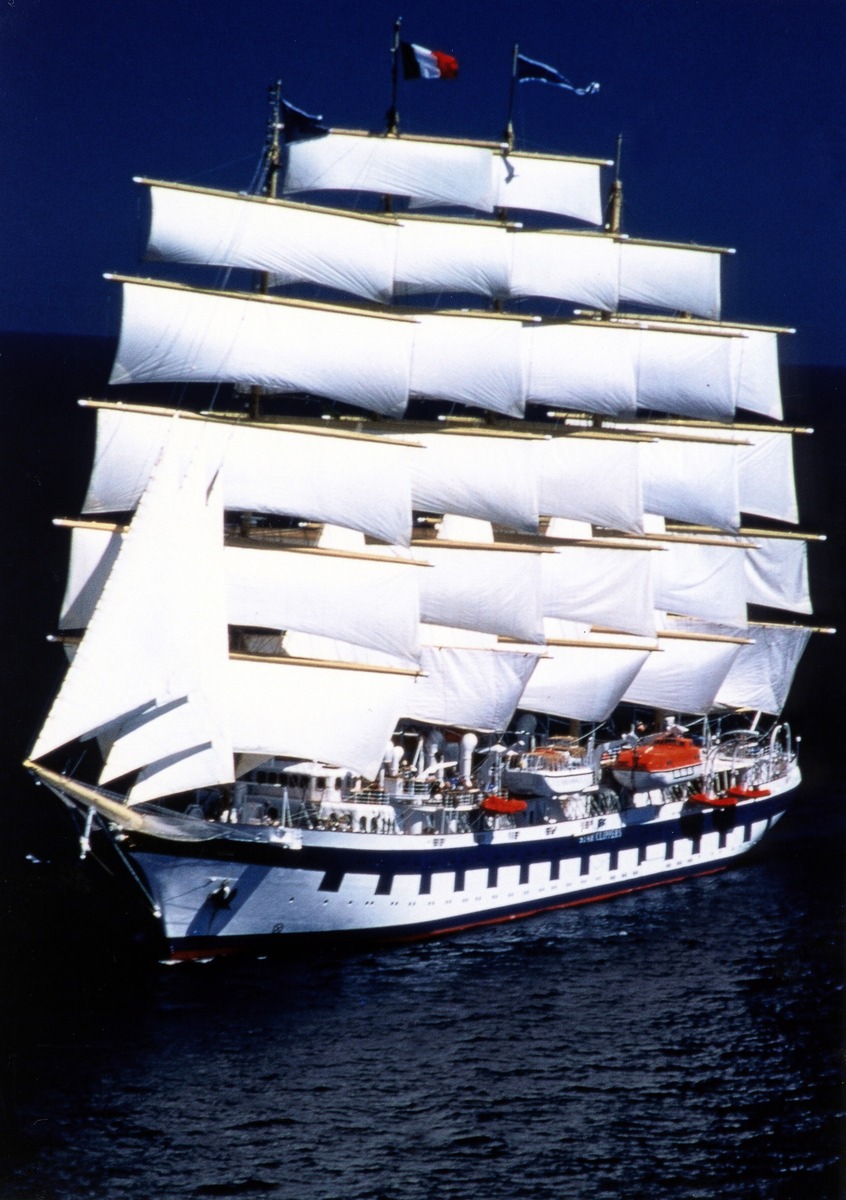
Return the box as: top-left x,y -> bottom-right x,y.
401,41 -> 459,80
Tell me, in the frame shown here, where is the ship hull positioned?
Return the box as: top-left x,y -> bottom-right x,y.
112,769 -> 798,961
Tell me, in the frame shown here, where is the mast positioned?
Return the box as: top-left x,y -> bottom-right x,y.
607,133 -> 623,234
249,81 -> 282,421
504,43 -> 519,150
264,80 -> 282,207
387,16 -> 402,135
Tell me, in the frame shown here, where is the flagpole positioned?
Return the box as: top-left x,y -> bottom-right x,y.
503,42 -> 519,148
387,15 -> 402,134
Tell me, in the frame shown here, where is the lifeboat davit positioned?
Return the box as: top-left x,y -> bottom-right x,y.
611,733 -> 702,791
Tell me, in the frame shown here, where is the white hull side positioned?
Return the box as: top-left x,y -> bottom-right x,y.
120,766 -> 799,958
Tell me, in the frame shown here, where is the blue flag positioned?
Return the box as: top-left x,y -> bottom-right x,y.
516,53 -> 600,95
279,99 -> 329,142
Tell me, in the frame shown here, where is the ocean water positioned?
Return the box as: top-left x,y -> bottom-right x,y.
1,794 -> 842,1200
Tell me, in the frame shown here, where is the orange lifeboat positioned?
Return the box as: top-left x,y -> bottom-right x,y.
479,795 -> 527,814
612,733 -> 702,791
689,791 -> 738,808
726,785 -> 770,799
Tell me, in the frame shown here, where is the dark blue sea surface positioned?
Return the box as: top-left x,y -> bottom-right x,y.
1,794 -> 842,1200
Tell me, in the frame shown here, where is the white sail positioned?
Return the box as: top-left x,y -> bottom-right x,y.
614,422 -> 798,527
33,432 -> 231,774
737,429 -> 799,524
525,323 -> 738,420
512,232 -> 722,318
410,313 -> 527,418
400,432 -> 539,533
634,323 -> 783,420
109,279 -> 415,418
618,241 -> 722,320
282,627 -> 538,732
652,539 -> 748,625
604,422 -> 796,525
510,230 -> 618,310
109,279 -> 775,426
284,131 -> 498,212
716,623 -> 812,714
621,624 -> 744,713
145,181 -> 398,303
518,620 -> 653,723
394,217 -> 511,298
435,514 -> 495,543
735,329 -> 783,420
526,323 -> 638,416
640,437 -> 740,530
82,406 -> 415,547
634,326 -> 736,419
127,740 -> 233,804
535,436 -> 644,533
745,536 -> 811,614
100,458 -> 232,801
645,527 -> 810,617
283,132 -> 606,224
226,545 -> 421,662
540,543 -> 656,637
98,695 -> 231,798
491,150 -> 604,224
404,644 -> 541,731
227,656 -> 413,778
142,182 -> 721,316
413,542 -> 545,644
58,524 -> 421,663
418,623 -> 497,649
33,448 -> 179,759
666,617 -> 812,715
538,321 -> 782,421
59,525 -> 123,629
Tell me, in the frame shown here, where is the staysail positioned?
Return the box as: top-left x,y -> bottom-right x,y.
32,427 -> 233,789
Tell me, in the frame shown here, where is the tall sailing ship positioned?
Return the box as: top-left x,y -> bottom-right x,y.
26,59 -> 825,961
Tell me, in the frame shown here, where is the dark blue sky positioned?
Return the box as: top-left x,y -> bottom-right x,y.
2,0 -> 844,364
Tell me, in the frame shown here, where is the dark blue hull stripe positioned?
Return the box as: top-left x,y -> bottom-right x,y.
127,793 -> 786,883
